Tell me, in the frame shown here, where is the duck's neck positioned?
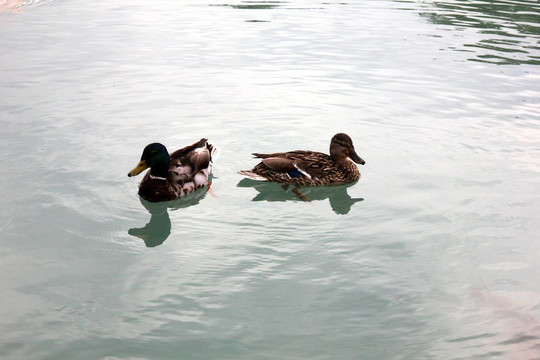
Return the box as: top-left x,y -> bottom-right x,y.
149,154 -> 170,178
330,146 -> 347,164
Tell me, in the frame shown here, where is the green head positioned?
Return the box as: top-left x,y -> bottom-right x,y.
128,143 -> 170,178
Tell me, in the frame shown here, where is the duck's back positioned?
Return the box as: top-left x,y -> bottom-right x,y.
248,150 -> 359,186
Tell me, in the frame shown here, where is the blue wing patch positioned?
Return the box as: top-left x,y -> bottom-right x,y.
287,170 -> 304,178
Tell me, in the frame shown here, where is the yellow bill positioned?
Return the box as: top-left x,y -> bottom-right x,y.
128,160 -> 148,177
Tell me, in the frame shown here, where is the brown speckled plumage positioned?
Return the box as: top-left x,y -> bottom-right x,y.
128,139 -> 217,202
238,133 -> 365,186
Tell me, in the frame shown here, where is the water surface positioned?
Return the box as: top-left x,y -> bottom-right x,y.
1,0 -> 539,359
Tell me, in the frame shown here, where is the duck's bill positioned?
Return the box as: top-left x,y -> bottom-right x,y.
128,160 -> 148,177
349,150 -> 365,165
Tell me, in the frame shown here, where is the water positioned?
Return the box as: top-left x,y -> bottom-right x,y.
1,0 -> 539,359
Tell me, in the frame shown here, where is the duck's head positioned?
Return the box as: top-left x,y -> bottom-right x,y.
330,133 -> 365,165
128,143 -> 170,178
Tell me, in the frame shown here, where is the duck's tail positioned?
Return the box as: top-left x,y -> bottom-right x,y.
237,170 -> 268,181
207,142 -> 220,163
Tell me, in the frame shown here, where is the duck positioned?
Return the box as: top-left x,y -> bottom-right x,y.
128,138 -> 218,202
238,133 -> 365,186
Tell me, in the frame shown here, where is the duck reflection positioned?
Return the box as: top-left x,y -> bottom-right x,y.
128,188 -> 209,247
237,179 -> 363,215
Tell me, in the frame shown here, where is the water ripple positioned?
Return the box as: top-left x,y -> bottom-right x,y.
413,0 -> 540,64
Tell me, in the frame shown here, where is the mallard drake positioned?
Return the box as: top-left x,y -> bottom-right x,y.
128,139 -> 217,202
238,133 -> 365,186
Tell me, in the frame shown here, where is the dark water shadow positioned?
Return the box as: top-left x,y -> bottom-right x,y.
237,179 -> 364,215
403,0 -> 540,65
210,1 -> 287,10
128,188 -> 209,247
209,1 -> 294,22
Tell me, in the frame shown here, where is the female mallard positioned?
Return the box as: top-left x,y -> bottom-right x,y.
238,133 -> 365,186
128,138 -> 218,202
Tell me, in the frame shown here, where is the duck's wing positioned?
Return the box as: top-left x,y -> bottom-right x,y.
188,145 -> 211,173
169,138 -> 208,160
254,151 -> 328,179
169,138 -> 212,183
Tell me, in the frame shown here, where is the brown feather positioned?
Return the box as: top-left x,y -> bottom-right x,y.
239,133 -> 364,186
